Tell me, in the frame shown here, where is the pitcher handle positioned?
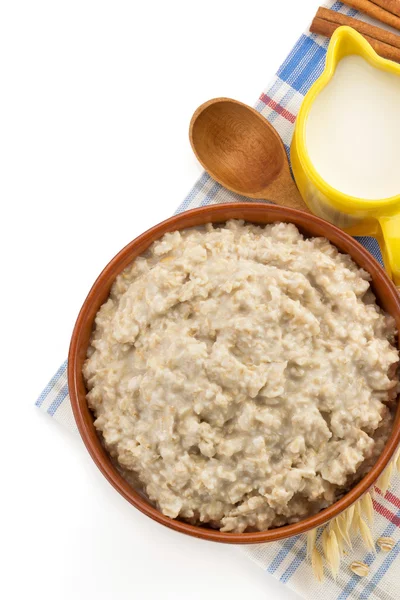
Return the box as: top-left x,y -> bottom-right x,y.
379,215 -> 400,289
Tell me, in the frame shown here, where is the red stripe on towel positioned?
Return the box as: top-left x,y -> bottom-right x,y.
373,499 -> 400,526
259,93 -> 296,123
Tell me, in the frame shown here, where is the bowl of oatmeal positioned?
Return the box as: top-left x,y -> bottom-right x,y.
69,203 -> 400,543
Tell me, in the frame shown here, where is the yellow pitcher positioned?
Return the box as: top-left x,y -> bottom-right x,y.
291,26 -> 400,287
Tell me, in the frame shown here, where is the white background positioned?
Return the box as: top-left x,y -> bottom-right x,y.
2,1 -> 318,598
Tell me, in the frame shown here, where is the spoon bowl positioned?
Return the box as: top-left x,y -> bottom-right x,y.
190,98 -> 310,213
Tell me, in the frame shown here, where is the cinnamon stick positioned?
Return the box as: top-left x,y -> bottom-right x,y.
371,0 -> 400,18
341,0 -> 400,30
316,7 -> 400,49
310,16 -> 400,62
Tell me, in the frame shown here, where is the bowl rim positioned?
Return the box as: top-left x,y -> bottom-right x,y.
68,202 -> 400,544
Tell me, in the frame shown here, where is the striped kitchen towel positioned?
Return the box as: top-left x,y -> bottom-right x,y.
36,1 -> 400,598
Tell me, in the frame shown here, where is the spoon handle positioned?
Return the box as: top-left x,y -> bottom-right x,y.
263,172 -> 312,214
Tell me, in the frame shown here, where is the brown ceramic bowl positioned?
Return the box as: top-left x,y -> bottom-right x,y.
69,203 -> 400,544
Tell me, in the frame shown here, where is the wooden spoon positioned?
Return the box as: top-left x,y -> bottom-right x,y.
189,97 -> 310,213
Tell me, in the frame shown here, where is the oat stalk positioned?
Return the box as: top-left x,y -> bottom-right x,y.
311,547 -> 324,582
352,502 -> 362,534
335,514 -> 352,550
326,529 -> 341,577
346,504 -> 355,531
359,518 -> 376,553
377,462 -> 394,496
360,492 -> 374,524
321,527 -> 329,559
307,528 -> 317,558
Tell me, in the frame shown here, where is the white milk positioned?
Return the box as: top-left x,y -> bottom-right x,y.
306,55 -> 400,200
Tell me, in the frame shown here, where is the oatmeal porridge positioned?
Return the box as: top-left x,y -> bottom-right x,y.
83,221 -> 399,533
